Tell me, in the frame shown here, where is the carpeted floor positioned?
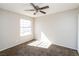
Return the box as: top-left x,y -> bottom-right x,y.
0,40 -> 78,56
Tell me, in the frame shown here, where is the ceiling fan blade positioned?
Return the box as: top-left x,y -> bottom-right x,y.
40,11 -> 46,14
24,9 -> 35,11
39,6 -> 49,10
30,3 -> 37,10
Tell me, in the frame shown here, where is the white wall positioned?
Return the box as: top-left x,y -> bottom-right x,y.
35,8 -> 79,50
0,8 -> 79,51
0,9 -> 33,51
78,14 -> 79,52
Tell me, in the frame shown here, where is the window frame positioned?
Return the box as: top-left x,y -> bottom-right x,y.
20,18 -> 32,36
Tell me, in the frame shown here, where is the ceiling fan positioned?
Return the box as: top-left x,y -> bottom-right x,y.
24,3 -> 49,15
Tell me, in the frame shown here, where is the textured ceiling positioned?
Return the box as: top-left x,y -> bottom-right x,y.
0,3 -> 79,18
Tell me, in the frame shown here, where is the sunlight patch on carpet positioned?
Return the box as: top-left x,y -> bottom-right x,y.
28,32 -> 52,48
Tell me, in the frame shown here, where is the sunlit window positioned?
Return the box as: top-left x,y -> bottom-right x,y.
20,18 -> 32,36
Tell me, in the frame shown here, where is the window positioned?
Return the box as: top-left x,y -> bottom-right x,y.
20,18 -> 32,36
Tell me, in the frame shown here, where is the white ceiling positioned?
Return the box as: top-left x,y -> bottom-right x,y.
0,3 -> 79,18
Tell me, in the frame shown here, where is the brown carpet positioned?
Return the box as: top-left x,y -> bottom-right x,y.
0,40 -> 78,56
